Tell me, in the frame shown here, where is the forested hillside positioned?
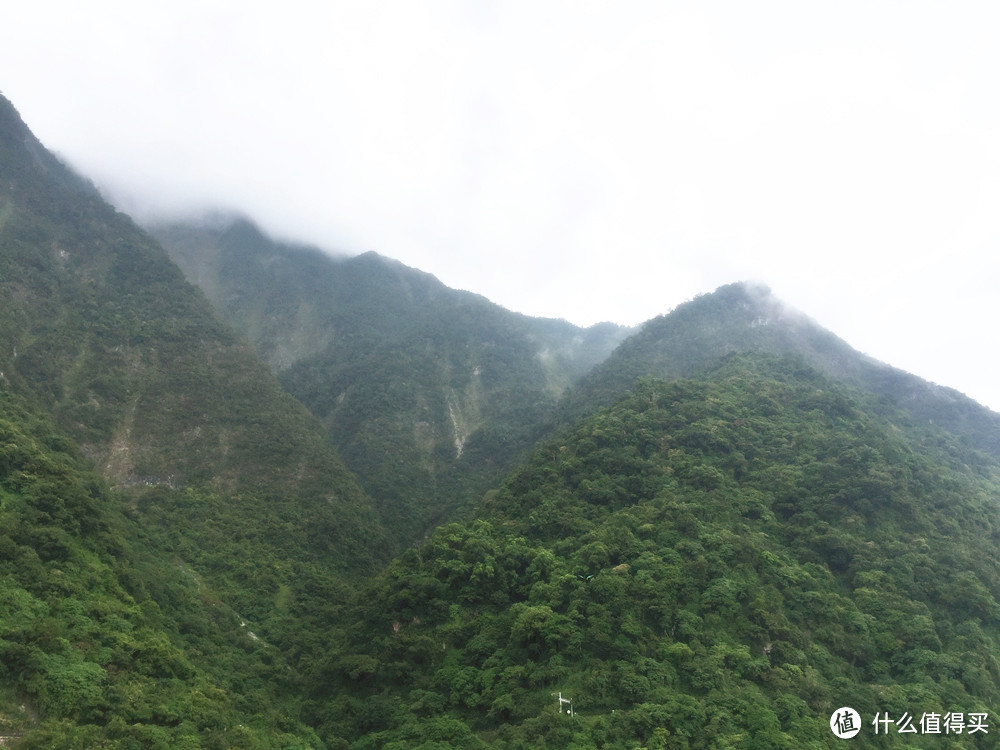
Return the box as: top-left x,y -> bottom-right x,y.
321,355 -> 1000,748
0,390 -> 332,747
559,283 -> 1000,458
0,94 -> 384,568
5,88 -> 1000,748
151,218 -> 631,550
0,93 -> 382,745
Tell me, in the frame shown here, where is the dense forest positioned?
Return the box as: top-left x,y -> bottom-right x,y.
0,389 -> 329,747
3,90 -> 1000,747
0,92 -> 380,746
320,356 -> 1000,748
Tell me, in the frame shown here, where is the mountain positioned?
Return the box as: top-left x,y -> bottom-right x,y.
324,354 -> 1000,747
149,217 -> 633,549
146,213 -> 1000,745
7,87 -> 1000,748
558,282 -> 1000,458
1,93 -> 384,744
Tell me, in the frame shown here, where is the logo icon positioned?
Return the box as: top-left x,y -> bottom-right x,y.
831,707 -> 861,738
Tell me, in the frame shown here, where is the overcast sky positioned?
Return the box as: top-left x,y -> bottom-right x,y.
3,1 -> 1000,410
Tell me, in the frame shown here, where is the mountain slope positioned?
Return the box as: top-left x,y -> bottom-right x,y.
0,92 -> 387,742
0,388 -> 329,747
0,92 -> 383,564
150,217 -> 632,549
323,354 -> 1000,748
558,282 -> 1000,457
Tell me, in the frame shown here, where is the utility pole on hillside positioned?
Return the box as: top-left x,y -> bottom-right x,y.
551,692 -> 574,717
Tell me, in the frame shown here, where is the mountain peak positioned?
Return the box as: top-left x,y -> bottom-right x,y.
667,281 -> 809,331
562,280 -> 1000,456
630,281 -> 838,369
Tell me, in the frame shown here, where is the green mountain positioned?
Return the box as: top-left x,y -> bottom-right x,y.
324,354 -> 1000,748
558,282 -> 1000,458
6,88 -> 1000,749
149,217 -> 632,549
0,93 -> 385,745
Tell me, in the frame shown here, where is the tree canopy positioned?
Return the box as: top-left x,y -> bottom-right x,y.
322,356 -> 1000,748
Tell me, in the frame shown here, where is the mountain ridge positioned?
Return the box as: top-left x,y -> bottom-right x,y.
150,215 -> 634,549
6,88 -> 1000,747
556,281 -> 1000,458
151,213 -> 1000,555
0,92 -> 386,743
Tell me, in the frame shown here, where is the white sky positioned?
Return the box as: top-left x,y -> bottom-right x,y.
2,1 -> 1000,411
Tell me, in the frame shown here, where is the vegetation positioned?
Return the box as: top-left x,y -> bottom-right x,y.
559,283 -> 1000,458
0,390 -> 325,747
1,96 -> 384,547
324,356 -> 1000,747
1,92 -> 380,744
6,90 -> 1000,747
151,218 -> 632,551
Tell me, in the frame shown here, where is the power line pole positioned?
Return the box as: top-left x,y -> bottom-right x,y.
551,691 -> 574,717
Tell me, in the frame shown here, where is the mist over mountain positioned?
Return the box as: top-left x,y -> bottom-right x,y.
558,281 -> 1000,459
150,216 -> 633,549
1,93 -> 383,745
4,89 -> 1000,748
0,93 -> 385,566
